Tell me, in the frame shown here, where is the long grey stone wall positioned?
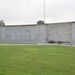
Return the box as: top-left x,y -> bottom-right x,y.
72,23 -> 75,45
46,22 -> 72,44
0,22 -> 75,44
0,25 -> 46,43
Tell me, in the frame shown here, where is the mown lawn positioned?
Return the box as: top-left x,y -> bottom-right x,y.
0,45 -> 75,75
0,42 -> 36,44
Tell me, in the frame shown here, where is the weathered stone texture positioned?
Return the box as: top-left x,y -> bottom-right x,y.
0,25 -> 46,43
0,22 -> 75,44
72,23 -> 75,45
46,23 -> 72,43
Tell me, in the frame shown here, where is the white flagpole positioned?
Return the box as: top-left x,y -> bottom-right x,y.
44,0 -> 45,24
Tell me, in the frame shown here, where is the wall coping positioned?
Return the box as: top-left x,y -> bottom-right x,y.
0,21 -> 75,27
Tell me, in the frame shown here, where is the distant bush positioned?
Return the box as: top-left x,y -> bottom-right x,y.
37,20 -> 44,24
48,40 -> 54,43
58,40 -> 62,44
0,20 -> 5,26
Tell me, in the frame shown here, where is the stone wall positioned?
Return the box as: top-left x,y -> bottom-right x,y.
0,22 -> 75,44
46,22 -> 72,44
0,25 -> 46,43
72,22 -> 75,45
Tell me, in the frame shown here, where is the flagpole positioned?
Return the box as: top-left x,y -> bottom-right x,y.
44,0 -> 45,24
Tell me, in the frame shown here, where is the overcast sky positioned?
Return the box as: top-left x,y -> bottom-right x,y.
0,0 -> 75,25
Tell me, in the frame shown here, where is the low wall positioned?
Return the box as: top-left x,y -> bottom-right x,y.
72,23 -> 75,45
0,25 -> 46,43
46,22 -> 72,44
0,22 -> 75,45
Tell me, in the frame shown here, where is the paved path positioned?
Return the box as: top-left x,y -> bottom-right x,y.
38,43 -> 75,47
0,44 -> 74,47
0,44 -> 36,46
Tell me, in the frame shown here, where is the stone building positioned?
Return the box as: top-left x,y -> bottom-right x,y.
0,21 -> 75,45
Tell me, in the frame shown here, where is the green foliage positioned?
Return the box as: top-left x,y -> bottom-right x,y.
0,45 -> 75,75
37,20 -> 44,24
0,20 -> 5,26
58,40 -> 62,44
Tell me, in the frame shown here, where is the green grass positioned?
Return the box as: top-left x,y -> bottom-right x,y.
0,45 -> 75,75
0,42 -> 36,44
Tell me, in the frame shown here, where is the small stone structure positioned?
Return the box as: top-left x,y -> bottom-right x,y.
0,21 -> 75,45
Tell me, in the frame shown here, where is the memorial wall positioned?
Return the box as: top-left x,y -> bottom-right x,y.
0,21 -> 75,44
0,25 -> 46,43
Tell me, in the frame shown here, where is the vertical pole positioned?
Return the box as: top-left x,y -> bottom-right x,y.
44,0 -> 45,24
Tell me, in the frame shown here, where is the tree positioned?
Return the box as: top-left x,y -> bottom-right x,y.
0,20 -> 5,26
37,20 -> 44,25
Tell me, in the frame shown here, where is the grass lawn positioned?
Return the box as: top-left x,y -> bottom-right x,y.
0,45 -> 75,75
0,42 -> 36,44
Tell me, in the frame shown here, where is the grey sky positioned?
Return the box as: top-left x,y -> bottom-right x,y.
0,0 -> 75,25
